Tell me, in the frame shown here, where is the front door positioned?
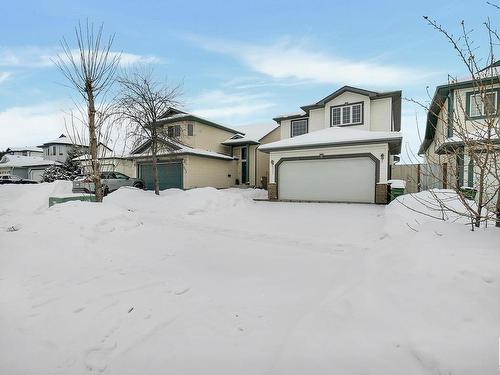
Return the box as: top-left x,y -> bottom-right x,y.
241,146 -> 248,184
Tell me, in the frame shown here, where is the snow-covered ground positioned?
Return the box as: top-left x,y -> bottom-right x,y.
0,182 -> 499,374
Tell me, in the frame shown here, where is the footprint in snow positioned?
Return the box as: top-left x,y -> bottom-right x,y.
84,342 -> 117,373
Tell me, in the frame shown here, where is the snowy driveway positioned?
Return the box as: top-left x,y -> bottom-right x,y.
0,183 -> 499,374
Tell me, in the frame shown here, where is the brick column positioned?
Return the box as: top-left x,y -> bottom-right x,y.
375,183 -> 389,205
268,183 -> 278,200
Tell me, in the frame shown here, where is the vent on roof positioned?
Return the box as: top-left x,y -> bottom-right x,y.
59,134 -> 66,138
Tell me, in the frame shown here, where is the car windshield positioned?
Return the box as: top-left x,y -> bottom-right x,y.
114,172 -> 128,179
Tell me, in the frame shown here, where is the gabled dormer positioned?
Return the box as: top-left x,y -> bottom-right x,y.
273,86 -> 401,140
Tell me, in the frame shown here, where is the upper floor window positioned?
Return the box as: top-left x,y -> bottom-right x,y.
467,90 -> 498,118
168,125 -> 181,138
52,146 -> 57,156
187,123 -> 194,136
291,119 -> 308,137
331,102 -> 363,126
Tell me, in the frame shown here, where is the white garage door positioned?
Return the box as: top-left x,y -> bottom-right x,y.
278,157 -> 376,203
30,169 -> 46,182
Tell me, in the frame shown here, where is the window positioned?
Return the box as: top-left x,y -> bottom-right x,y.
468,91 -> 498,117
330,103 -> 363,126
331,107 -> 341,126
168,125 -> 181,138
467,157 -> 474,187
59,146 -> 63,156
447,91 -> 454,138
291,119 -> 308,137
52,146 -> 56,156
187,123 -> 194,136
241,146 -> 247,160
114,172 -> 129,179
456,153 -> 464,188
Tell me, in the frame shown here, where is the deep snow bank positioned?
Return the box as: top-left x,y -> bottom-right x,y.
0,185 -> 499,375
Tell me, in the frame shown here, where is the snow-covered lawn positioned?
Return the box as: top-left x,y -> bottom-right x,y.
0,182 -> 499,374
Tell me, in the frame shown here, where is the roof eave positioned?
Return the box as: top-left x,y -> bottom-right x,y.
259,137 -> 403,154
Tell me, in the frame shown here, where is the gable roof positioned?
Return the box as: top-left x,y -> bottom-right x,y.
6,146 -> 43,153
38,134 -> 87,148
273,86 -> 402,131
0,155 -> 60,168
128,138 -> 234,161
259,126 -> 402,154
222,122 -> 279,146
418,75 -> 500,155
157,109 -> 243,135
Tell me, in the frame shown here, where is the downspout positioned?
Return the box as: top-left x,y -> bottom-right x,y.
246,143 -> 250,185
254,144 -> 258,187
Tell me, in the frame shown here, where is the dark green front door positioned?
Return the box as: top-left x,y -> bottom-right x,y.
242,161 -> 247,184
139,162 -> 183,190
241,146 -> 248,184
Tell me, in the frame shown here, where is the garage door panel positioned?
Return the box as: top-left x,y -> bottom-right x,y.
139,162 -> 183,190
278,157 -> 376,203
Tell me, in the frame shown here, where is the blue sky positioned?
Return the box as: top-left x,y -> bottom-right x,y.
0,0 -> 497,159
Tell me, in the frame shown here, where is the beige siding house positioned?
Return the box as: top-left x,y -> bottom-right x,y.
79,109 -> 280,191
260,86 -> 403,203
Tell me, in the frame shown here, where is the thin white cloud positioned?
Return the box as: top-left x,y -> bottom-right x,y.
0,72 -> 11,84
0,46 -> 163,68
0,101 -> 69,150
186,35 -> 432,87
189,89 -> 275,123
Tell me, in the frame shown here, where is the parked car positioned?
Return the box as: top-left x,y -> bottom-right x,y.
0,174 -> 38,184
72,171 -> 145,195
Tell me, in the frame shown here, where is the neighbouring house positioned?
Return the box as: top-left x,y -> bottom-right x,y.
77,109 -> 280,190
38,134 -> 103,163
0,154 -> 61,181
259,86 -> 403,203
418,62 -> 500,206
5,146 -> 43,157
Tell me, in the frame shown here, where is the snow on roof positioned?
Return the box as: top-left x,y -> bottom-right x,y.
7,146 -> 43,153
222,123 -> 279,145
259,127 -> 402,152
273,111 -> 307,120
126,143 -> 234,161
158,112 -> 243,134
39,134 -> 88,147
0,155 -> 59,168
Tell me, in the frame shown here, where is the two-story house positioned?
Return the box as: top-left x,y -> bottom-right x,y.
259,86 -> 403,203
418,63 -> 500,206
87,109 -> 280,190
38,134 -> 90,163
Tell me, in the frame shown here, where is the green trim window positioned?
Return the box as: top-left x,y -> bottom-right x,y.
456,153 -> 465,187
466,89 -> 499,118
447,91 -> 454,138
467,157 -> 474,187
291,119 -> 308,137
187,123 -> 194,136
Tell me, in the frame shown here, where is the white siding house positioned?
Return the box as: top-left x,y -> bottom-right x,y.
260,86 -> 402,203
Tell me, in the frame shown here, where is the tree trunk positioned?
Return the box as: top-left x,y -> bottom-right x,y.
87,87 -> 103,202
496,191 -> 500,228
151,133 -> 160,196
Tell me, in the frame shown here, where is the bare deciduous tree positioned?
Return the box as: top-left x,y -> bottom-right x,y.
53,21 -> 120,202
116,69 -> 182,195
